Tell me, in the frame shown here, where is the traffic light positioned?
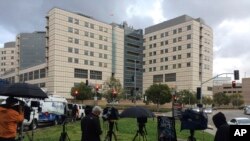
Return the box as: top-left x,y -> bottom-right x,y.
234,70 -> 239,80
232,81 -> 236,88
95,85 -> 99,91
197,87 -> 201,100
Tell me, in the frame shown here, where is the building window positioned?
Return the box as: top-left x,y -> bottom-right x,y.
178,55 -> 181,59
90,42 -> 94,47
153,43 -> 157,48
74,48 -> 79,54
74,58 -> 79,64
173,64 -> 176,69
178,46 -> 182,50
68,57 -> 73,63
165,57 -> 168,61
187,34 -> 192,40
85,22 -> 89,27
178,63 -> 181,68
90,33 -> 94,38
74,68 -> 88,78
84,50 -> 89,55
161,41 -> 164,46
68,47 -> 73,53
153,74 -> 163,83
19,74 -> 24,82
160,58 -> 164,62
84,41 -> 89,46
40,69 -> 46,78
99,35 -> 103,40
187,44 -> 192,49
173,47 -> 176,52
84,31 -> 89,37
90,24 -> 94,29
104,54 -> 108,59
74,19 -> 79,24
165,73 -> 176,82
165,32 -> 168,36
149,68 -> 152,72
160,66 -> 164,70
173,29 -> 177,34
187,25 -> 192,30
153,67 -> 156,71
173,38 -> 177,43
74,39 -> 79,44
99,26 -> 103,31
153,35 -> 157,40
178,37 -> 182,42
165,65 -> 168,70
90,61 -> 94,66
187,62 -> 191,67
74,29 -> 79,34
68,27 -> 73,33
68,37 -> 73,43
99,62 -> 102,67
165,49 -> 168,53
68,17 -> 73,23
90,51 -> 94,56
187,53 -> 191,58
161,33 -> 164,38
84,60 -> 88,65
165,40 -> 168,45
178,28 -> 182,33
90,70 -> 102,80
99,53 -> 103,58
34,70 -> 39,79
104,45 -> 108,50
160,50 -> 164,54
29,72 -> 33,80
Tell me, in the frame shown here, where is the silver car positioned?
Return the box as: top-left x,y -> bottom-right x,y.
204,108 -> 213,114
228,117 -> 250,125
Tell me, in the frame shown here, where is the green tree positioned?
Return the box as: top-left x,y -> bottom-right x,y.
213,92 -> 230,107
176,90 -> 196,106
102,76 -> 124,102
145,84 -> 172,111
203,96 -> 213,107
230,93 -> 244,108
71,82 -> 93,100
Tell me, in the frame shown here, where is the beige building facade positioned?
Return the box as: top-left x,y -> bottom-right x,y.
0,42 -> 16,82
45,8 -> 124,98
143,15 -> 213,96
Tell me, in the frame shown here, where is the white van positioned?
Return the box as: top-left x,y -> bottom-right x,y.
38,95 -> 68,125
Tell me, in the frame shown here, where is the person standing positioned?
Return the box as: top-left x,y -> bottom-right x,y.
0,97 -> 24,141
81,106 -> 102,141
212,112 -> 230,141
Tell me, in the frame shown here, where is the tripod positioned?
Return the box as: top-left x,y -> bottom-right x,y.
187,130 -> 196,141
59,121 -> 70,141
104,121 -> 117,141
133,123 -> 147,141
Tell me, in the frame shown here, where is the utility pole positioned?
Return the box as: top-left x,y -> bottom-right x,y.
134,59 -> 137,104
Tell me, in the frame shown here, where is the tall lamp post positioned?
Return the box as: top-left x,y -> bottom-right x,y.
171,88 -> 176,118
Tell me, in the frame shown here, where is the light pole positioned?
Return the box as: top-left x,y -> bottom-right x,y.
171,88 -> 176,118
134,59 -> 137,104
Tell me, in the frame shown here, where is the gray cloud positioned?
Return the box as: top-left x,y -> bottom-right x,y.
1,0 -> 250,76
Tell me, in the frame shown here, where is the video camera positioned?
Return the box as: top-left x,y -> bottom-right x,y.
102,107 -> 119,121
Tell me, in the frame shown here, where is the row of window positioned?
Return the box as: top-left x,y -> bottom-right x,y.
68,27 -> 109,42
68,47 -> 108,58
68,37 -> 109,50
153,73 -> 176,83
68,57 -> 108,68
146,45 -> 192,57
19,68 -> 46,82
74,68 -> 102,80
145,53 -> 192,65
68,17 -> 108,33
1,50 -> 14,54
148,25 -> 192,41
147,34 -> 192,49
1,56 -> 14,60
145,62 -> 192,72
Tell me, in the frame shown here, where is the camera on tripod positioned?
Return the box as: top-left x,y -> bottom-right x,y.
102,107 -> 119,121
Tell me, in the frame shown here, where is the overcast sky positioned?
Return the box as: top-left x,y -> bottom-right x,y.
1,0 -> 250,79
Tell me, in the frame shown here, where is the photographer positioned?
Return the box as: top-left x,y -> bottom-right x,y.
0,97 -> 24,141
81,106 -> 102,141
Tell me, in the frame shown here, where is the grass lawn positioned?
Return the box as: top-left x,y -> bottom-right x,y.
23,118 -> 214,141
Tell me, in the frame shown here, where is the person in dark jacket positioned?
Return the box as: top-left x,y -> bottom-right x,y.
81,106 -> 102,141
212,112 -> 230,141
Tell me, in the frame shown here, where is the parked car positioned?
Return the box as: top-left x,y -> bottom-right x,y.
204,107 -> 213,114
191,107 -> 201,112
244,105 -> 250,115
228,117 -> 250,125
